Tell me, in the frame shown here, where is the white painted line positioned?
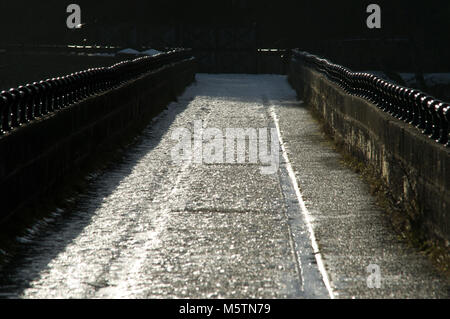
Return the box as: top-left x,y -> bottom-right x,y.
270,106 -> 335,299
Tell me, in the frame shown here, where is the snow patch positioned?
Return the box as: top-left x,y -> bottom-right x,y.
140,49 -> 162,56
117,48 -> 141,55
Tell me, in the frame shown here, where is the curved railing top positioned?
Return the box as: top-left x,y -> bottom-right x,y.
291,49 -> 449,147
0,48 -> 193,137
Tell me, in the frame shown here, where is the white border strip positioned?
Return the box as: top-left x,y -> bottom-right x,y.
270,106 -> 335,299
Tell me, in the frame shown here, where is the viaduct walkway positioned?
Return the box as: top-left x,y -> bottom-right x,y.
0,74 -> 447,298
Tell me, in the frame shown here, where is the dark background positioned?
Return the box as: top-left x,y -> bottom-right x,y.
0,1 -> 449,82
0,1 -> 449,48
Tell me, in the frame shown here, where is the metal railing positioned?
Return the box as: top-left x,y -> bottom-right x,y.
292,49 -> 449,147
0,48 -> 192,136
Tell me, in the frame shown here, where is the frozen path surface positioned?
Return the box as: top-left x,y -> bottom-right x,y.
0,74 -> 448,299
